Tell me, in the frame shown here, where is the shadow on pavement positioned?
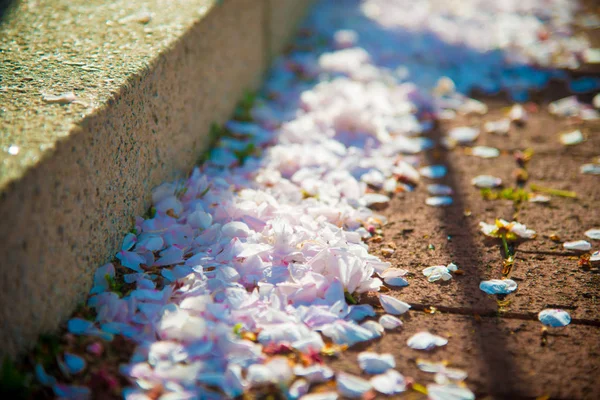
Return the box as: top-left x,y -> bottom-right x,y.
0,0 -> 17,23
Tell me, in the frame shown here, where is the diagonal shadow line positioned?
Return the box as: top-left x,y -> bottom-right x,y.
423,125 -> 523,397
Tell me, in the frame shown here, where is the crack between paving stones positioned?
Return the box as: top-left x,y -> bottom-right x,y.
497,149 -> 596,158
407,303 -> 600,327
516,250 -> 580,257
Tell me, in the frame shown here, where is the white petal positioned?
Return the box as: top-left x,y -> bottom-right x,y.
427,383 -> 475,400
563,240 -> 592,251
222,221 -> 251,238
363,193 -> 390,208
560,129 -> 584,145
299,393 -> 338,400
448,127 -> 480,144
416,359 -> 446,373
336,372 -> 372,399
538,309 -> 571,327
484,119 -> 510,135
423,265 -> 452,282
479,279 -> 518,295
479,221 -> 497,236
153,246 -> 184,267
35,364 -> 56,386
383,276 -> 409,287
293,332 -> 326,353
419,165 -> 447,179
380,268 -> 408,278
289,379 -> 310,399
444,367 -> 468,382
427,184 -> 453,196
407,332 -> 448,350
224,364 -> 246,398
347,304 -> 376,321
549,96 -> 580,117
417,360 -> 467,382
580,164 -> 600,175
471,175 -> 502,188
361,170 -> 386,187
293,365 -> 334,383
471,146 -> 499,158
584,229 -> 600,240
121,233 -> 137,251
116,250 -> 146,272
358,352 -> 395,374
321,321 -> 374,346
42,92 -> 77,104
370,369 -> 406,395
61,353 -> 86,375
459,98 -> 487,115
187,210 -> 213,229
528,194 -> 551,203
265,357 -> 293,384
423,266 -> 445,277
426,196 -> 453,207
508,104 -> 527,123
360,321 -> 385,339
379,294 -> 411,315
247,364 -> 273,385
510,222 -> 536,239
383,178 -> 398,193
378,314 -> 403,330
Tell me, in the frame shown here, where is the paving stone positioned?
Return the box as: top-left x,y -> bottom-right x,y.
372,115 -> 600,322
327,312 -> 600,399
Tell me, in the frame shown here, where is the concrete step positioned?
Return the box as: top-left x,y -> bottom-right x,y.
0,0 -> 312,358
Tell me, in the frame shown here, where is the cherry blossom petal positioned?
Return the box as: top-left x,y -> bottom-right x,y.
479,279 -> 518,295
378,294 -> 411,315
427,383 -> 475,400
419,165 -> 447,179
563,240 -> 592,251
116,250 -> 146,272
321,320 -> 375,346
426,196 -> 453,207
471,175 -> 502,188
289,379 -> 310,399
370,369 -> 406,395
407,332 -> 448,350
360,321 -> 385,338
63,353 -> 86,375
379,314 -> 403,330
448,127 -> 480,144
383,276 -> 409,287
584,229 -> 600,240
358,352 -> 395,374
538,309 -> 571,327
336,372 -> 372,399
471,146 -> 499,158
427,184 -> 453,196
299,393 -> 338,400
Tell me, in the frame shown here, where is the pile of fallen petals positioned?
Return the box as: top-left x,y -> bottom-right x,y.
34,0 -> 599,399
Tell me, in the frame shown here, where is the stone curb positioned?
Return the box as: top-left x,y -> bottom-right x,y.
0,0 -> 312,358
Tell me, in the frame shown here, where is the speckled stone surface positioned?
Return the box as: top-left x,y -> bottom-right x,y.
268,0 -> 314,59
0,0 -> 311,358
